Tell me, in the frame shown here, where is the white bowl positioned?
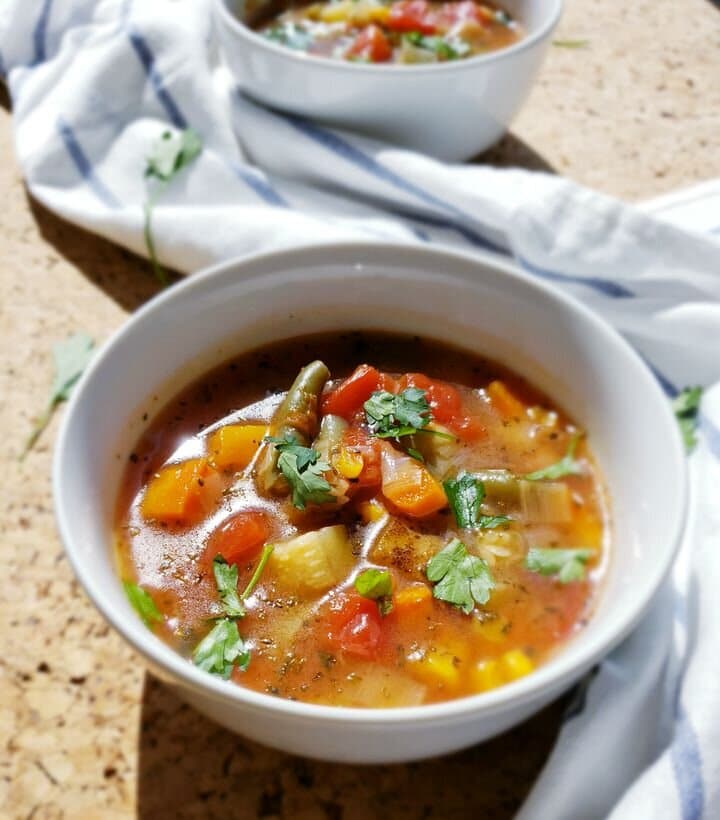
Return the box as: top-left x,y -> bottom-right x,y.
54,242 -> 686,763
213,0 -> 563,161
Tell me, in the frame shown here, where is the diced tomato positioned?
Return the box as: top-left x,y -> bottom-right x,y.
322,365 -> 385,419
323,594 -> 383,659
386,0 -> 437,34
398,373 -> 462,424
346,25 -> 393,63
342,427 -> 382,487
439,0 -> 492,24
207,510 -> 270,565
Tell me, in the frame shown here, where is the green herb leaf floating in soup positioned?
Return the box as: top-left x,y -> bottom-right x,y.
426,538 -> 495,613
525,547 -> 596,583
115,332 -> 609,706
123,581 -> 162,628
249,0 -> 523,65
192,618 -> 250,679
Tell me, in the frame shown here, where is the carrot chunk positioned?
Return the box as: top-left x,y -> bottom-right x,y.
141,458 -> 221,525
208,424 -> 267,471
487,380 -> 527,421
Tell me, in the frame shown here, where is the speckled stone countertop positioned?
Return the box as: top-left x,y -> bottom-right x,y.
2,1 -> 719,817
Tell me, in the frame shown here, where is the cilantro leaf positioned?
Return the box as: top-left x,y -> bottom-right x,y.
21,333 -> 95,459
672,386 -> 703,452
443,473 -> 511,530
213,556 -> 245,618
123,581 -> 162,628
192,618 -> 250,679
524,432 -> 584,481
525,547 -> 595,583
426,538 -> 494,614
263,23 -> 314,51
268,434 -> 335,510
354,568 -> 394,615
404,32 -> 469,60
144,128 -> 202,285
364,387 -> 431,438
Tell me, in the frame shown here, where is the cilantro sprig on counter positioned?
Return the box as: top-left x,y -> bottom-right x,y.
268,434 -> 335,510
443,473 -> 510,530
426,538 -> 495,614
21,333 -> 95,460
525,547 -> 595,584
144,128 -> 202,286
672,386 -> 703,452
355,568 -> 394,616
524,432 -> 584,481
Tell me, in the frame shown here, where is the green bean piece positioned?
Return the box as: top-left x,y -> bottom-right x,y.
313,413 -> 348,463
256,360 -> 330,494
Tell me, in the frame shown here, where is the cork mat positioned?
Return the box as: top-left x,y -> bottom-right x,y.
2,1 -> 719,817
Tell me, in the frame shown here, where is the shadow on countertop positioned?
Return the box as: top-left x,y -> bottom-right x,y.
135,674 -> 568,820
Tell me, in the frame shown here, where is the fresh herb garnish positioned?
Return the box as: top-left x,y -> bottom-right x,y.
354,568 -> 394,615
364,387 -> 431,438
672,386 -> 703,452
21,333 -> 94,460
213,556 -> 245,618
144,128 -> 202,286
268,434 -> 335,510
552,39 -> 589,49
406,447 -> 424,462
192,618 -> 250,679
426,538 -> 495,614
404,32 -> 467,60
123,581 -> 162,628
263,23 -> 314,51
525,547 -> 595,583
443,473 -> 510,529
524,432 -> 584,481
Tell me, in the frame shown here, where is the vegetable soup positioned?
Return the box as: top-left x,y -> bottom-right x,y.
116,332 -> 608,708
248,0 -> 522,64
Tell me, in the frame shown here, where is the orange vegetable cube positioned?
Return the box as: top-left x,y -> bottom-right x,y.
394,584 -> 433,617
141,458 -> 221,525
208,424 -> 267,471
487,380 -> 527,421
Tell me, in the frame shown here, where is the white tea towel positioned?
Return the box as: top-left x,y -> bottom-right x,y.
2,2 -> 720,818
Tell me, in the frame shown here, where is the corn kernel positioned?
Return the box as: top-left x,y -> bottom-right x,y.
471,659 -> 504,693
500,649 -> 534,682
471,613 -> 509,643
409,650 -> 461,689
358,499 -> 386,523
333,447 -> 364,479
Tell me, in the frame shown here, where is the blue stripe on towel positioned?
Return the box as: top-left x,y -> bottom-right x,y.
229,161 -> 289,207
282,114 -> 504,254
700,413 -> 720,460
128,29 -> 187,129
671,705 -> 705,820
57,118 -> 121,209
32,0 -> 53,65
519,256 -> 636,299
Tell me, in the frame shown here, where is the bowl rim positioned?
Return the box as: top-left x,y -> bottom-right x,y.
212,0 -> 564,75
54,240 -> 687,726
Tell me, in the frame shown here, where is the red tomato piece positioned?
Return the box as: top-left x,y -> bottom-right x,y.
342,427 -> 382,488
386,0 -> 437,34
324,594 -> 383,659
398,373 -> 463,424
207,510 -> 270,565
440,0 -> 492,24
346,25 -> 393,63
322,364 -> 386,419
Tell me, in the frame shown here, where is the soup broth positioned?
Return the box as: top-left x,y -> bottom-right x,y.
115,332 -> 608,708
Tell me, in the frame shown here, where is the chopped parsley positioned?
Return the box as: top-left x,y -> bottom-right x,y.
364,387 -> 431,438
403,32 -> 468,60
525,547 -> 595,583
21,333 -> 94,460
443,473 -> 511,530
144,128 -> 202,285
263,23 -> 314,51
192,618 -> 250,679
426,538 -> 495,614
213,556 -> 245,618
268,434 -> 335,510
524,432 -> 584,481
354,568 -> 393,615
123,581 -> 162,628
672,386 -> 703,452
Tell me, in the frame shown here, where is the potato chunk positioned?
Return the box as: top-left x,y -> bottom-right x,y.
269,525 -> 354,595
